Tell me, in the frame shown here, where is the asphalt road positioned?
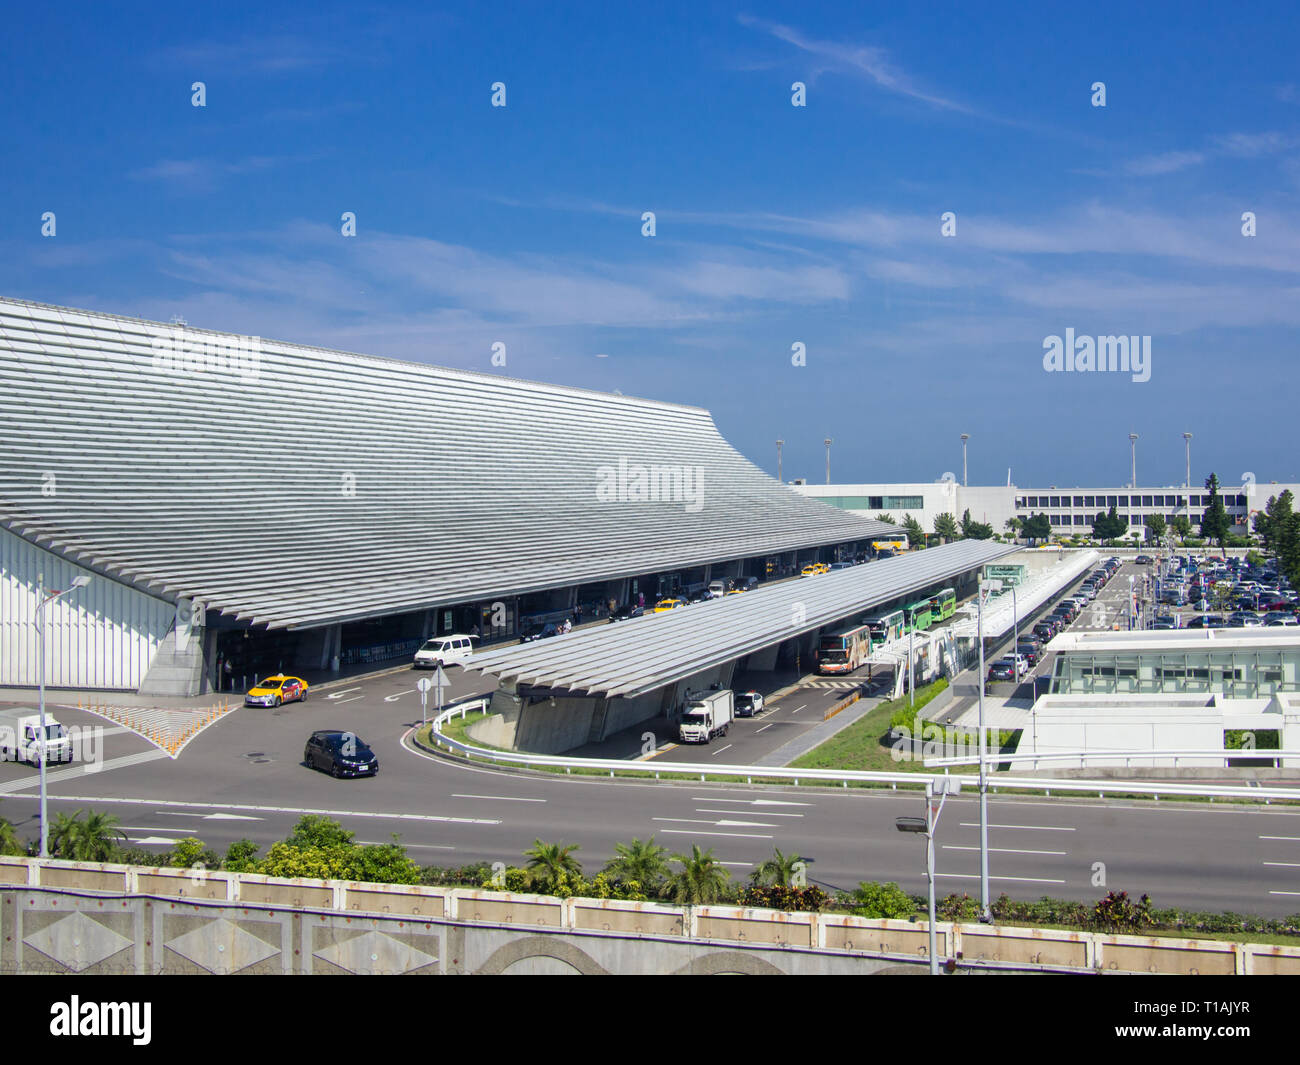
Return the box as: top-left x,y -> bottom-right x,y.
3,661 -> 1300,914
4,558 -> 1296,915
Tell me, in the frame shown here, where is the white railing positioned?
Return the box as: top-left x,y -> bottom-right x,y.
926,748 -> 1300,771
421,701 -> 1300,803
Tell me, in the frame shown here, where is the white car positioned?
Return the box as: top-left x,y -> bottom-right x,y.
734,691 -> 765,718
413,634 -> 475,669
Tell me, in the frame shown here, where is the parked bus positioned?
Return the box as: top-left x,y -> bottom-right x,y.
928,588 -> 957,623
864,609 -> 906,649
906,599 -> 934,633
817,624 -> 872,675
872,540 -> 907,554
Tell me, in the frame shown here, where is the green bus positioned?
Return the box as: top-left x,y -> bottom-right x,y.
928,588 -> 957,623
906,599 -> 934,633
864,609 -> 906,649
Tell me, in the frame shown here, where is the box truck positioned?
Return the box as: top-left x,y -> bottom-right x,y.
678,689 -> 734,744
0,708 -> 73,765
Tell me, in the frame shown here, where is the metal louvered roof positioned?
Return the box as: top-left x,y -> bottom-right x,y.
0,297 -> 902,630
468,540 -> 1021,697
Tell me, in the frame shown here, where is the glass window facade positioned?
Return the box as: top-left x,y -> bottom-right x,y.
1051,648 -> 1300,697
821,495 -> 925,511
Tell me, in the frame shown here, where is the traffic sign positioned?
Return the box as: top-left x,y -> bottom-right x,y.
416,677 -> 433,693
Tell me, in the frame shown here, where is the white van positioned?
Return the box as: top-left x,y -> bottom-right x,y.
707,580 -> 728,598
413,634 -> 475,669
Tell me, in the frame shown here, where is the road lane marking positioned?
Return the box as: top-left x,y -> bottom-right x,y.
360,841 -> 455,850
936,873 -> 1066,884
452,793 -> 546,803
660,829 -> 773,839
0,749 -> 170,793
755,724 -> 774,733
129,837 -> 183,845
695,809 -> 803,818
710,744 -> 733,757
653,818 -> 779,828
692,797 -> 812,806
334,695 -> 367,704
326,688 -> 363,700
1263,861 -> 1300,867
792,704 -> 806,713
1260,835 -> 1300,841
25,795 -> 502,825
959,822 -> 1076,832
944,845 -> 1068,856
1269,890 -> 1300,896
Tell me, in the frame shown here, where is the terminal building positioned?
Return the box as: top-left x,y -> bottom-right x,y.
1020,629 -> 1300,767
0,297 -> 906,696
793,480 -> 1295,540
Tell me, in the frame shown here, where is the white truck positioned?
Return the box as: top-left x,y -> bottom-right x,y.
678,689 -> 734,744
0,708 -> 73,765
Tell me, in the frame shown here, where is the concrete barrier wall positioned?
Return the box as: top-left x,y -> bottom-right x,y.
2,856 -> 1297,975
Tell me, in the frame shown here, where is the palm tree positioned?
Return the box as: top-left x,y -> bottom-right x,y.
750,847 -> 806,888
665,845 -> 731,904
49,809 -> 125,862
0,817 -> 25,857
522,839 -> 582,892
602,837 -> 669,889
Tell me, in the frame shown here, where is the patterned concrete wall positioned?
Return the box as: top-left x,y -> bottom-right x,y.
3,857 -> 1299,975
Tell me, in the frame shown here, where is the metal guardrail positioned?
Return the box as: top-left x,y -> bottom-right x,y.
423,701 -> 1300,802
927,748 -> 1300,770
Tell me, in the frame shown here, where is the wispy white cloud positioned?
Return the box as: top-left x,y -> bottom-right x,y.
736,13 -> 978,116
1124,151 -> 1207,175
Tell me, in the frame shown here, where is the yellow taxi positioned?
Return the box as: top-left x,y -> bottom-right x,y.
725,586 -> 747,595
800,563 -> 829,577
245,674 -> 310,707
653,598 -> 686,613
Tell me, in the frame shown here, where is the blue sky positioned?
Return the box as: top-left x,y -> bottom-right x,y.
4,2 -> 1299,487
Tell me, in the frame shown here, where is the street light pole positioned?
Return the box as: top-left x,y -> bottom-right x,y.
823,438 -> 833,485
961,434 -> 970,487
35,572 -> 90,858
897,777 -> 961,975
976,580 -> 991,920
1129,433 -> 1139,490
1183,432 -> 1192,490
908,623 -> 915,709
776,439 -> 784,484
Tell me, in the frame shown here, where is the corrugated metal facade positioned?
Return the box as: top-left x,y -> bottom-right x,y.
0,297 -> 900,633
0,525 -> 174,689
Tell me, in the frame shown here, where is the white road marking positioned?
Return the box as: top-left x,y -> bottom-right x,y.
695,809 -> 803,818
692,797 -> 812,807
1269,890 -> 1300,896
1262,861 -> 1300,868
710,744 -> 733,757
129,837 -> 183,846
755,724 -> 774,733
959,822 -> 1076,832
0,749 -> 170,793
383,692 -> 412,703
203,812 -> 263,821
936,873 -> 1066,884
326,688 -> 363,700
334,695 -> 367,704
28,795 -> 502,825
660,829 -> 774,840
943,845 -> 1068,856
359,841 -> 455,850
792,704 -> 806,713
1260,836 -> 1300,841
452,793 -> 545,803
653,817 -> 779,828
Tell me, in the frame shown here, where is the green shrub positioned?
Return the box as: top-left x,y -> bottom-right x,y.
167,837 -> 219,870
222,839 -> 260,873
737,884 -> 830,911
850,881 -> 917,919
